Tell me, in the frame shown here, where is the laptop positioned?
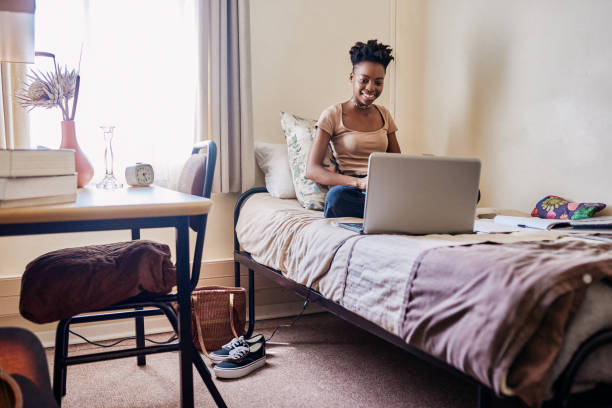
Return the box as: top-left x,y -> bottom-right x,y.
338,153 -> 481,235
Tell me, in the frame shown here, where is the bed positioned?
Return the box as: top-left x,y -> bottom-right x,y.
233,188 -> 612,408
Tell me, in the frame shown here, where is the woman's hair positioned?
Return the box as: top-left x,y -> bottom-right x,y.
349,39 -> 394,70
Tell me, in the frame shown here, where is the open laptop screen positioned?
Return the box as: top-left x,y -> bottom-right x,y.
339,153 -> 481,235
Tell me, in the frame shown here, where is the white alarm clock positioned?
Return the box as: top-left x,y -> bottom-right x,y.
125,163 -> 154,186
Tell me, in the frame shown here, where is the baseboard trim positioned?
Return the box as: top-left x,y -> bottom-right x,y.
36,301 -> 325,348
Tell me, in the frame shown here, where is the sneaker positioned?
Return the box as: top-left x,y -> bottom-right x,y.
213,342 -> 266,379
209,334 -> 265,363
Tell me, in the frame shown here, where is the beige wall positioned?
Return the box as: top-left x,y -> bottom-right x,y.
250,0 -> 396,143
395,0 -> 426,154
401,0 -> 612,213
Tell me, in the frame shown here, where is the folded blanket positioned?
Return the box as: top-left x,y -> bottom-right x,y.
20,240 -> 176,324
401,240 -> 612,407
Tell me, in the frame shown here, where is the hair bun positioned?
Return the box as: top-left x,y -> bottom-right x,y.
349,39 -> 394,69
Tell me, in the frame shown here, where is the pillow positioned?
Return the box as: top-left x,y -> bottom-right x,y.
254,142 -> 296,198
531,195 -> 606,220
280,112 -> 336,210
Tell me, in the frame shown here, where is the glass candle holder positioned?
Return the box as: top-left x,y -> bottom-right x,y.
96,125 -> 123,189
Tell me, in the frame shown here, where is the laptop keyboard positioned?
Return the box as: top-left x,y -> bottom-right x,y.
338,222 -> 364,233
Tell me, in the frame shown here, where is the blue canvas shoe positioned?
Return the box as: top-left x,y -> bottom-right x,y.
213,342 -> 266,379
209,334 -> 265,363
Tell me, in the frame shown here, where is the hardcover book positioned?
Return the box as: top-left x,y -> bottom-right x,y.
0,193 -> 77,208
0,174 -> 77,201
0,148 -> 75,177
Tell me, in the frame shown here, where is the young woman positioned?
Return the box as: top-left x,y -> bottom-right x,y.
306,39 -> 400,218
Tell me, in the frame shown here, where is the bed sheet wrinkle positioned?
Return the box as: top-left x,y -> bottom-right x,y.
329,235 -> 440,336
236,193 -> 357,288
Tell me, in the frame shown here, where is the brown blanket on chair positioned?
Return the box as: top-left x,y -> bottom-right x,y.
20,240 -> 176,324
401,239 -> 612,407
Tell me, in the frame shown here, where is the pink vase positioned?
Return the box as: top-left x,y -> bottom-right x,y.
60,120 -> 94,188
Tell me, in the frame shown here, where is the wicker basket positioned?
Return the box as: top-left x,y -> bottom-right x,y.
191,286 -> 246,353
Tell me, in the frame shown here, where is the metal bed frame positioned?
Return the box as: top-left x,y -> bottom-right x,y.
233,187 -> 612,408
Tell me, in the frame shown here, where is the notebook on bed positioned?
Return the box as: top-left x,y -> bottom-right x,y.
338,153 -> 481,235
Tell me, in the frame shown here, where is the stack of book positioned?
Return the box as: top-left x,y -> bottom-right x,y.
0,149 -> 78,208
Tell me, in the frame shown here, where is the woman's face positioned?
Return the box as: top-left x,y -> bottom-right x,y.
350,61 -> 385,107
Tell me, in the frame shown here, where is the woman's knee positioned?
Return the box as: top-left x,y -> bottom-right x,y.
325,185 -> 347,206
324,185 -> 364,218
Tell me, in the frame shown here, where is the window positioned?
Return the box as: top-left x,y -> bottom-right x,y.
30,0 -> 197,187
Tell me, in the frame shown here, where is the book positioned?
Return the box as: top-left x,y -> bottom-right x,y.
493,215 -> 612,231
0,193 -> 77,208
473,219 -> 524,233
0,148 -> 75,177
0,174 -> 77,201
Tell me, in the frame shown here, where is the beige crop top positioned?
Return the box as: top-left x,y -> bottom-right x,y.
316,103 -> 398,175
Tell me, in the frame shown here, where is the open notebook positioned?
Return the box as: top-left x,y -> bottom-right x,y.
494,215 -> 612,232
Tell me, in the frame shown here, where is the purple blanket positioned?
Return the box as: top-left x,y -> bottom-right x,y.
401,240 -> 612,407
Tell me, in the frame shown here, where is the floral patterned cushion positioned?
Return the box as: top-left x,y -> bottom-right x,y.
280,112 -> 336,210
531,195 -> 606,220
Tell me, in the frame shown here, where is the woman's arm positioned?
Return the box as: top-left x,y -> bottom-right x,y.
387,131 -> 401,153
306,128 -> 367,189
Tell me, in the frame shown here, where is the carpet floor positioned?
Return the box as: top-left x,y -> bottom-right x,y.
44,312 -> 596,408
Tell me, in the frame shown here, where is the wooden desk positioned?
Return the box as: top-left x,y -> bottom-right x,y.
0,186 -> 212,224
0,186 -> 224,408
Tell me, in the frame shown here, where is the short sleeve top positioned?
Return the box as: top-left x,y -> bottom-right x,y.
316,103 -> 398,175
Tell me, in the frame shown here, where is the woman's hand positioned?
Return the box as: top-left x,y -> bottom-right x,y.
354,177 -> 368,191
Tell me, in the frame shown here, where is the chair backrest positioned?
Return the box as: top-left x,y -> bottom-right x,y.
176,140 -> 217,232
176,140 -> 216,288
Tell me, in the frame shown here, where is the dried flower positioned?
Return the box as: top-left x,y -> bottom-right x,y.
15,52 -> 81,121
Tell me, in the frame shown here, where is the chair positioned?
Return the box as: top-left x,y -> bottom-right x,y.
46,140 -> 225,406
0,327 -> 59,408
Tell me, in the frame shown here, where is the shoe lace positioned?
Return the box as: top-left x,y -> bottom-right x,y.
222,336 -> 246,350
228,346 -> 250,360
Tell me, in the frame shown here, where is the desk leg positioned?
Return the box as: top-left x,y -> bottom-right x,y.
176,219 -> 194,408
246,268 -> 255,338
132,228 -> 146,367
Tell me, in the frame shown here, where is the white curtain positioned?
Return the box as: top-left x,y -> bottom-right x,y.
0,62 -> 30,148
196,0 -> 254,193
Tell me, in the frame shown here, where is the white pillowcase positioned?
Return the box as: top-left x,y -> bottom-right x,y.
254,142 -> 296,198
